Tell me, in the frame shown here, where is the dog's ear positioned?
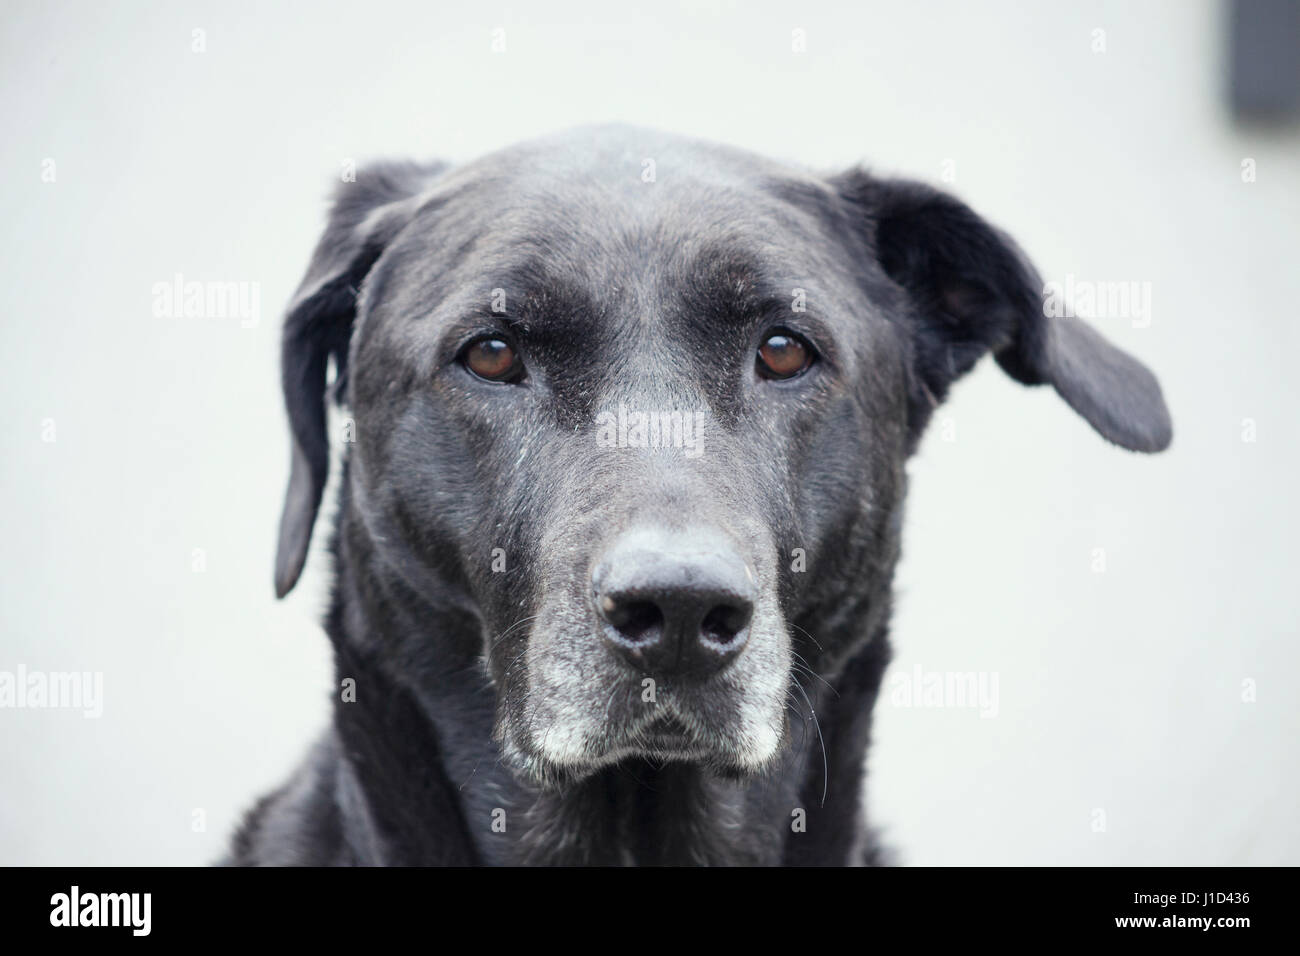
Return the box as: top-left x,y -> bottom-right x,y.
275,160 -> 446,598
835,172 -> 1172,453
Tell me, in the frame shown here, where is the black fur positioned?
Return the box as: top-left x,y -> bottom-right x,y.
229,126 -> 1170,866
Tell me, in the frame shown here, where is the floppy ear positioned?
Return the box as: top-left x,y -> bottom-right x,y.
836,172 -> 1172,454
275,160 -> 446,598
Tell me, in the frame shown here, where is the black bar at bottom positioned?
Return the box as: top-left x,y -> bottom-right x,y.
0,865 -> 1280,942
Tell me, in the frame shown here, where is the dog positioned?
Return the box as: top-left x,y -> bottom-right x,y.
228,125 -> 1171,865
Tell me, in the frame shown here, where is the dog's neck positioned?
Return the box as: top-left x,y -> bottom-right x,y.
322,497 -> 890,866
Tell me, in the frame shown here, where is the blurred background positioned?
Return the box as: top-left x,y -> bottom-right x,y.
1,0 -> 1296,865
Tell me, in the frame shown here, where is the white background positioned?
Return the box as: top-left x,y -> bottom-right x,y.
1,0 -> 1296,865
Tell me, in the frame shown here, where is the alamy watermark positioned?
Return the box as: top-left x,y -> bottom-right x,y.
0,665 -> 103,718
1043,274 -> 1152,329
50,886 -> 150,936
151,273 -> 261,328
888,664 -> 999,718
595,403 -> 707,458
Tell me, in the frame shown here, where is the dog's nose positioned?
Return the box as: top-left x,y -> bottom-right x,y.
592,529 -> 755,680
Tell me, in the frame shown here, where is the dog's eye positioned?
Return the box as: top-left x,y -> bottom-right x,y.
756,329 -> 813,380
461,337 -> 523,383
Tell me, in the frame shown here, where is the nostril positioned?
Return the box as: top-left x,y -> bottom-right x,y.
700,603 -> 752,645
601,597 -> 663,644
592,529 -> 758,679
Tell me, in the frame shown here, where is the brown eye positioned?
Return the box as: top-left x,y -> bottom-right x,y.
756,330 -> 813,380
462,337 -> 522,383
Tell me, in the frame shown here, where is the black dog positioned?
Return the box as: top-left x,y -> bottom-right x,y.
229,126 -> 1171,865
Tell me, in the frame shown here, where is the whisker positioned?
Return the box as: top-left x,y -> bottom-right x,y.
791,651 -> 839,698
788,621 -> 824,651
790,674 -> 828,808
785,689 -> 811,748
488,614 -> 541,653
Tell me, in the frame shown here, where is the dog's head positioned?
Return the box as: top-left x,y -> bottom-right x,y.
273,127 -> 1170,786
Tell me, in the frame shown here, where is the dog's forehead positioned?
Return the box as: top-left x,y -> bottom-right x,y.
412,129 -> 841,292
449,124 -> 823,201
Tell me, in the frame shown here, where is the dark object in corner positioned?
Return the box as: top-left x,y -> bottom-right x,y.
1229,0 -> 1300,120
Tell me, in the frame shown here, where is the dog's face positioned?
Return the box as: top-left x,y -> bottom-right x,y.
273,127 -> 1171,787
